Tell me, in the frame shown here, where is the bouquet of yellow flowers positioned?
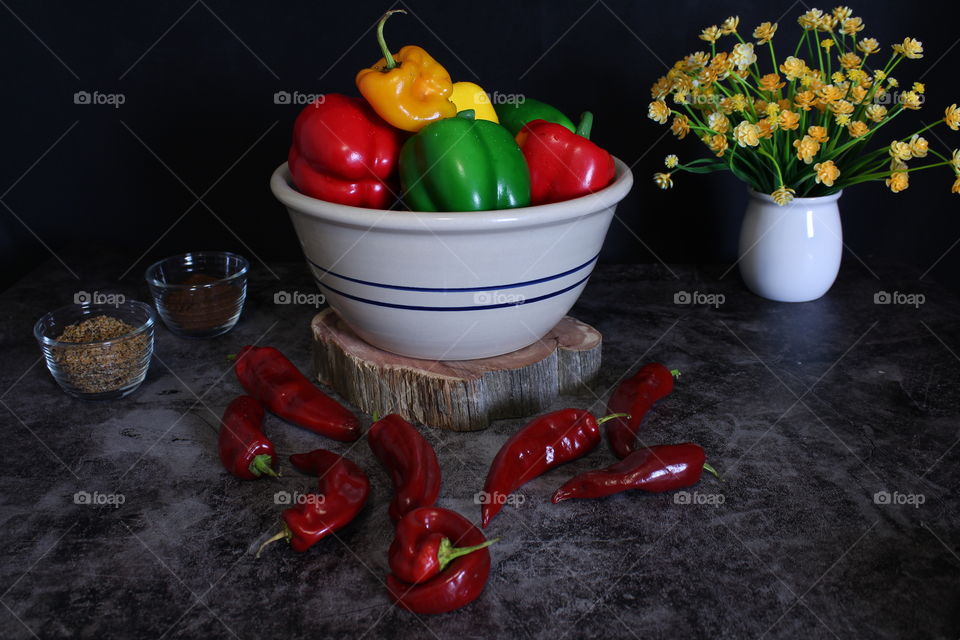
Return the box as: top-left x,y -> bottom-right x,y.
647,7 -> 960,204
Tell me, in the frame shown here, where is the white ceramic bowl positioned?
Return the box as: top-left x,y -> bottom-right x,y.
270,158 -> 633,360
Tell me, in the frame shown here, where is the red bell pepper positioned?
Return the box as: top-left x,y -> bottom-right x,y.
368,414 -> 442,522
288,93 -> 403,209
257,449 -> 370,556
480,409 -> 627,528
234,345 -> 360,442
552,443 -> 719,502
516,111 -> 616,205
606,364 -> 679,459
386,507 -> 494,614
217,395 -> 278,479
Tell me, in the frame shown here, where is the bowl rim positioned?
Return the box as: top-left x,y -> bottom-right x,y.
271,156 -> 634,232
144,251 -> 250,289
34,300 -> 157,348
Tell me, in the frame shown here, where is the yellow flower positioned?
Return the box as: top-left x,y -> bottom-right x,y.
729,94 -> 749,112
913,82 -> 925,94
945,104 -> 960,131
673,90 -> 690,105
721,16 -> 740,34
889,141 -> 913,162
779,110 -> 800,130
707,111 -> 731,134
808,126 -> 830,143
794,90 -> 817,111
847,121 -> 869,137
832,71 -> 846,84
758,118 -> 777,139
771,185 -> 796,206
887,77 -> 899,88
648,100 -> 670,124
953,150 -> 960,172
830,100 -> 854,115
798,9 -> 824,30
731,43 -> 757,70
794,135 -> 821,164
653,172 -> 673,190
665,154 -> 679,168
818,84 -> 845,103
842,17 -> 864,35
886,171 -> 909,193
766,102 -> 781,118
821,38 -> 835,51
952,175 -> 960,195
909,135 -> 929,158
833,6 -> 853,20
699,25 -> 722,43
858,38 -> 880,55
759,73 -> 785,92
839,52 -> 862,69
779,56 -> 807,81
847,69 -> 868,85
849,85 -> 869,104
733,121 -> 761,147
834,113 -> 851,126
874,69 -> 887,81
893,37 -> 924,59
671,115 -> 690,139
814,160 -> 841,187
753,22 -> 778,44
890,158 -> 909,172
865,104 -> 888,123
651,76 -> 671,99
702,133 -> 729,157
900,91 -> 922,110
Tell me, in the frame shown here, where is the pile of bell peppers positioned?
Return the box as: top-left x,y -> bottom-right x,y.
287,10 -> 616,212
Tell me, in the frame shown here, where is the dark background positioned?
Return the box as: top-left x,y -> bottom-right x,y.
1,0 -> 958,292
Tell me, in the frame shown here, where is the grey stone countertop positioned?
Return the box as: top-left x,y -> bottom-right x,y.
1,259 -> 958,640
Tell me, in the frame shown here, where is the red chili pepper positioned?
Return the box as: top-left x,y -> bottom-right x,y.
217,395 -> 278,479
234,346 -> 360,442
368,414 -> 442,522
480,409 -> 627,528
257,449 -> 370,556
606,364 -> 679,459
288,93 -> 403,209
386,507 -> 494,614
515,111 -> 616,205
551,443 -> 719,503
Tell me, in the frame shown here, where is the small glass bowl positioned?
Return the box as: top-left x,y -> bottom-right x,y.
145,251 -> 248,338
34,300 -> 156,400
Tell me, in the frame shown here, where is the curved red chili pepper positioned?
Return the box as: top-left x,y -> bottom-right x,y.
256,449 -> 370,556
368,414 -> 442,522
552,443 -> 718,503
480,409 -> 626,528
386,507 -> 493,614
606,363 -> 678,459
234,345 -> 360,442
217,395 -> 278,480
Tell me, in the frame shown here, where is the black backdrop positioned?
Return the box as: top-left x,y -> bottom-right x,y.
2,0 -> 958,292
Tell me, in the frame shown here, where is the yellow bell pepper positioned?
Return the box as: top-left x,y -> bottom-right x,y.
450,82 -> 499,123
355,10 -> 457,132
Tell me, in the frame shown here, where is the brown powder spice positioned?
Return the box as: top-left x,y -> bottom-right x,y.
54,315 -> 151,394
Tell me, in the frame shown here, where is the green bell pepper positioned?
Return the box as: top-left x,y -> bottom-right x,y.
494,98 -> 576,137
399,111 -> 530,212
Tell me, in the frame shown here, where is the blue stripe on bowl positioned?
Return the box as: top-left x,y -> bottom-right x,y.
314,272 -> 593,312
307,252 -> 600,293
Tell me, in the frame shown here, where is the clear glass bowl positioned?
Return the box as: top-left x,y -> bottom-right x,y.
145,251 -> 248,338
34,300 -> 156,400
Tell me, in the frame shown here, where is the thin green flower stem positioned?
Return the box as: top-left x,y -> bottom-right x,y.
757,148 -> 785,187
845,160 -> 952,182
793,32 -> 805,58
815,35 -> 826,81
768,41 -> 779,85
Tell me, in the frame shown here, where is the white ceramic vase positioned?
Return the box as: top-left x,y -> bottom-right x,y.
737,189 -> 843,302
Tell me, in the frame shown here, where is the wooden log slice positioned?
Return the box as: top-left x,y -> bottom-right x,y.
311,310 -> 602,431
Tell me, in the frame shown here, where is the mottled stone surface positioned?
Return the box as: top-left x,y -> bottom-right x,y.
1,259 -> 958,639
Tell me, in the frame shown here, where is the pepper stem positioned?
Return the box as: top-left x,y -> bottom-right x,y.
255,525 -> 291,559
248,454 -> 279,478
437,537 -> 499,572
576,112 -> 594,139
670,369 -> 681,379
375,9 -> 406,70
702,462 -> 721,480
596,412 -> 630,426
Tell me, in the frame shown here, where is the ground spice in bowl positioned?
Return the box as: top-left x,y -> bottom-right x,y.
53,315 -> 151,394
160,273 -> 245,334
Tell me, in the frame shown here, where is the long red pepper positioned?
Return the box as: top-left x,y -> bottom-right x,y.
386,507 -> 494,614
480,409 -> 627,528
606,363 -> 679,459
256,449 -> 370,556
368,414 -> 442,522
552,443 -> 718,503
217,396 -> 278,479
234,346 -> 360,442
